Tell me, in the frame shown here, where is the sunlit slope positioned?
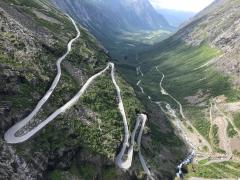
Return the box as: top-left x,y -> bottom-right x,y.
118,38 -> 240,178
120,39 -> 239,105
140,39 -> 239,103
135,0 -> 240,177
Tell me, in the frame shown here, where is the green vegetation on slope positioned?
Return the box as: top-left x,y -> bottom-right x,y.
139,40 -> 237,102
233,112 -> 240,130
16,71 -> 143,159
72,163 -> 96,179
118,39 -> 240,153
185,106 -> 210,142
119,39 -> 238,104
187,161 -> 240,178
48,170 -> 64,180
111,29 -> 172,62
3,0 -> 76,39
212,124 -> 220,148
48,159 -> 119,180
120,30 -> 171,45
227,122 -> 237,138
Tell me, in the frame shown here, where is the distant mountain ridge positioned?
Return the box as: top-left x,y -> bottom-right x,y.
155,9 -> 195,28
51,0 -> 173,59
51,0 -> 171,32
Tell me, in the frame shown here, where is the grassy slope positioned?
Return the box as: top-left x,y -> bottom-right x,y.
140,39 -> 238,102
187,161 -> 240,178
110,29 -> 172,61
140,40 -> 240,178
117,37 -> 240,178
233,112 -> 240,129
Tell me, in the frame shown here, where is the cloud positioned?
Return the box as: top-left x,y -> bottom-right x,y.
149,0 -> 215,12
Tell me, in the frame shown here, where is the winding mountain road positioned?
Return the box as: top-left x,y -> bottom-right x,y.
156,67 -> 186,119
155,66 -> 215,176
5,56 -> 144,171
135,66 -> 155,178
3,16 -> 131,148
5,63 -> 111,143
205,101 -> 233,165
4,15 -> 81,143
5,21 -> 151,174
137,114 -> 155,180
156,67 -> 212,153
112,61 -> 132,170
215,104 -> 240,138
136,65 -> 197,178
157,102 -> 195,177
136,66 -> 143,76
137,80 -> 145,94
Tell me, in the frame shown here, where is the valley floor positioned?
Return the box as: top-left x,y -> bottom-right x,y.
118,39 -> 240,179
136,65 -> 240,179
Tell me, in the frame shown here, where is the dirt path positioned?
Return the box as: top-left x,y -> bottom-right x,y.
209,101 -> 214,147
215,104 -> 240,138
205,100 -> 233,165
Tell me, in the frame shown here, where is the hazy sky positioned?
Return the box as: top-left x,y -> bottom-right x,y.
149,0 -> 215,12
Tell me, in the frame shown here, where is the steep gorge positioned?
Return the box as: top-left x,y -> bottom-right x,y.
2,0 -> 240,179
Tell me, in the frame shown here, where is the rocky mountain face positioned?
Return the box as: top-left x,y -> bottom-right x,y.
120,0 -> 171,30
51,0 -> 170,32
175,0 -> 240,88
0,0 -> 186,179
50,0 -> 173,59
